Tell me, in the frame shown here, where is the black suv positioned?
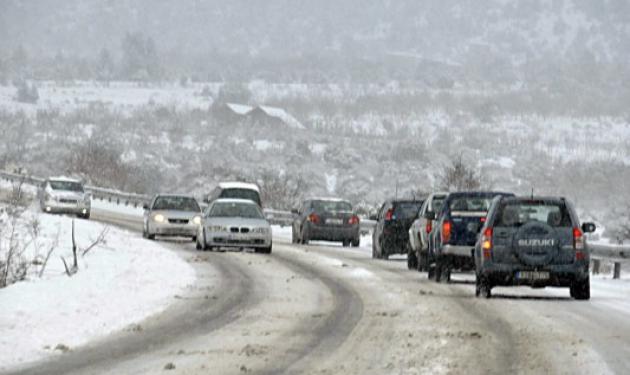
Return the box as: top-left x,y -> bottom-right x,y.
474,196 -> 595,299
430,191 -> 514,281
292,198 -> 360,247
372,199 -> 425,260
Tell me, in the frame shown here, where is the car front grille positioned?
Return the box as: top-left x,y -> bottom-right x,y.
60,199 -> 79,204
168,219 -> 189,224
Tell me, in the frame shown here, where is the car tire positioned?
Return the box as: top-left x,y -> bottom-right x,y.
301,228 -> 309,245
342,240 -> 350,247
147,233 -> 156,240
407,246 -> 418,270
571,277 -> 590,300
418,251 -> 428,272
256,245 -> 272,254
428,265 -> 435,280
196,238 -> 203,251
434,259 -> 442,282
191,236 -> 197,243
351,238 -> 360,247
372,241 -> 378,259
476,275 -> 492,298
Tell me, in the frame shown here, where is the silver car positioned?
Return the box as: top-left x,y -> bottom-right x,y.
408,192 -> 447,271
39,177 -> 91,219
143,195 -> 202,241
196,198 -> 272,253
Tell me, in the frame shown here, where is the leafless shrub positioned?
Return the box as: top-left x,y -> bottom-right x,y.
438,155 -> 483,192
257,170 -> 306,210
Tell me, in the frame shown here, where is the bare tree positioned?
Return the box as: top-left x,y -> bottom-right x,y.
438,155 -> 482,192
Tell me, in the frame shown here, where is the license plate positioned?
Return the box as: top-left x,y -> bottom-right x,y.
517,271 -> 550,280
327,218 -> 343,225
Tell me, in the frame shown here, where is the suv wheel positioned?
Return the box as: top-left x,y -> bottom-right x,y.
476,275 -> 492,298
434,259 -> 443,282
407,245 -> 418,270
418,251 -> 428,272
351,238 -> 360,247
570,277 -> 590,300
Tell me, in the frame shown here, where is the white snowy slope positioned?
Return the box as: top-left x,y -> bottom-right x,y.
0,208 -> 196,372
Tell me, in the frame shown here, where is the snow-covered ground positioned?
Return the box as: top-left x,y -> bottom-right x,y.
0,206 -> 195,371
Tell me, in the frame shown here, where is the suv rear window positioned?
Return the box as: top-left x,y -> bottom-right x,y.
312,200 -> 352,212
219,189 -> 261,206
394,202 -> 424,219
495,201 -> 572,228
449,197 -> 492,212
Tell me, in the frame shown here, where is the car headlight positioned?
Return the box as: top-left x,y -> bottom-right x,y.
153,214 -> 166,223
192,216 -> 202,225
208,225 -> 228,232
252,227 -> 270,234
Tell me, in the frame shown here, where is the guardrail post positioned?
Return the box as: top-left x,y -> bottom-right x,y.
592,259 -> 601,275
613,262 -> 621,279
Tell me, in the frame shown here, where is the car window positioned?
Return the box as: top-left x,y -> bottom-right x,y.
495,201 -> 572,228
432,197 -> 445,212
312,200 -> 352,212
49,181 -> 84,192
209,202 -> 264,219
153,196 -> 200,211
449,197 -> 492,212
394,202 -> 423,219
219,189 -> 261,205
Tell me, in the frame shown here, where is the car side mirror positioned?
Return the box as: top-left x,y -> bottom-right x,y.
582,222 -> 596,234
424,211 -> 436,220
142,204 -> 149,210
291,208 -> 299,215
369,214 -> 378,221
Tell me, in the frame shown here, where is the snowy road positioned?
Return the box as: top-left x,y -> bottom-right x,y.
7,207 -> 630,374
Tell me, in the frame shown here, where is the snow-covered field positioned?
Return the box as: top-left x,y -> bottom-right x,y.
0,205 -> 195,371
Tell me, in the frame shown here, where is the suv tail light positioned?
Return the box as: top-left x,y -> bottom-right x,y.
348,215 -> 360,225
307,213 -> 320,224
384,209 -> 394,221
441,221 -> 452,243
481,227 -> 493,259
425,220 -> 433,234
573,227 -> 585,260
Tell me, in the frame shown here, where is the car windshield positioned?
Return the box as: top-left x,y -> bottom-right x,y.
219,189 -> 261,205
312,200 -> 352,212
495,201 -> 572,228
153,196 -> 200,212
209,202 -> 264,219
394,202 -> 424,219
449,197 -> 493,213
49,181 -> 84,192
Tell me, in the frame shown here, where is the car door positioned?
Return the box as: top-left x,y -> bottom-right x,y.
373,202 -> 388,251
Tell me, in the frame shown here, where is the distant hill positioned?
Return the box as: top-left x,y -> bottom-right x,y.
1,0 -> 630,85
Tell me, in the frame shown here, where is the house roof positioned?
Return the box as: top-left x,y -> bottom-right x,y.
256,105 -> 304,129
222,102 -> 304,130
225,103 -> 254,115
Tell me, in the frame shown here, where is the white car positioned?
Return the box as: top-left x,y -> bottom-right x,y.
38,177 -> 91,219
196,198 -> 272,253
408,192 -> 447,271
143,194 -> 202,241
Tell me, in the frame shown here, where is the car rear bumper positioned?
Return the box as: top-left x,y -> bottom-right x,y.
383,235 -> 410,255
305,224 -> 359,242
479,263 -> 589,287
441,245 -> 475,258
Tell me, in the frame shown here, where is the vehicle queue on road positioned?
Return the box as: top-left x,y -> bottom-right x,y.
39,177 -> 596,300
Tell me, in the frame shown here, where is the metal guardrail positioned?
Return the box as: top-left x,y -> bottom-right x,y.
1,170 -> 151,208
2,169 -> 626,277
